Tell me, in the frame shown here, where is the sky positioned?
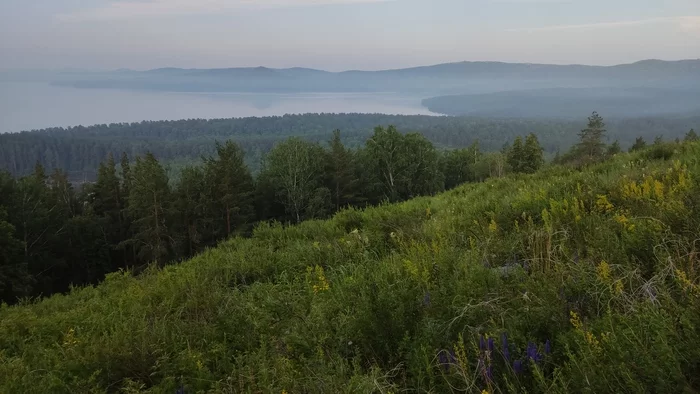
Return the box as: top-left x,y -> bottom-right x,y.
1,0 -> 699,71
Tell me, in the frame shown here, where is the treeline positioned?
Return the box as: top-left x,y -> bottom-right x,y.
0,125 -> 549,304
2,116 -> 698,304
2,113 -> 698,178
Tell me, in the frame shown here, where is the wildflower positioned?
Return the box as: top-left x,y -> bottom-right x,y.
597,260 -> 611,282
486,365 -> 493,381
488,337 -> 495,353
513,360 -> 523,374
570,311 -> 583,331
526,342 -> 542,364
481,390 -> 490,394
501,333 -> 510,361
545,340 -> 551,354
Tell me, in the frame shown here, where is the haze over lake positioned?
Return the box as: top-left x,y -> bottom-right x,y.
0,82 -> 435,133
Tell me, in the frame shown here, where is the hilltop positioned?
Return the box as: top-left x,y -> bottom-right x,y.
1,140 -> 699,393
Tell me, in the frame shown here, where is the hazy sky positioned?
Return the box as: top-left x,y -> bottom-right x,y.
1,0 -> 699,71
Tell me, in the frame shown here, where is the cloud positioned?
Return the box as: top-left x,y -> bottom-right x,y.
57,0 -> 393,21
508,16 -> 700,32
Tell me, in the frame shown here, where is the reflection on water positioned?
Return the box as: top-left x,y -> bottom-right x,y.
0,82 -> 436,133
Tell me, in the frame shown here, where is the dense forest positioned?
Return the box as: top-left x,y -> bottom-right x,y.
0,124 -> 547,303
1,118 -> 700,392
1,113 -> 699,179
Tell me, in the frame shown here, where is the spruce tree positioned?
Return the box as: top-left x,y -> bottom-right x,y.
203,141 -> 255,237
607,140 -> 622,156
522,133 -> 544,173
684,129 -> 698,142
507,136 -> 524,172
326,130 -> 358,211
576,111 -> 607,163
630,137 -> 647,152
128,153 -> 172,266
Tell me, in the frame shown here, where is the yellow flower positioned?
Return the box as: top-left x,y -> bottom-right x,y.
597,260 -> 611,282
488,219 -> 498,233
570,311 -> 582,331
614,280 -> 624,295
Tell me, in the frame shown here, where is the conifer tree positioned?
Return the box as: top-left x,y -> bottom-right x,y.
507,136 -> 524,172
576,111 -> 607,162
630,137 -> 647,152
607,140 -> 622,156
203,141 -> 255,237
128,153 -> 172,266
326,130 -> 358,211
522,133 -> 544,173
684,129 -> 698,142
174,166 -> 206,256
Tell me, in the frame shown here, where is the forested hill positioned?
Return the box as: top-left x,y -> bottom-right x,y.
2,113 -> 699,178
1,137 -> 699,392
48,59 -> 700,94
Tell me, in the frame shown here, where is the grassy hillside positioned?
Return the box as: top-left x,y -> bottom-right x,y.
1,141 -> 700,393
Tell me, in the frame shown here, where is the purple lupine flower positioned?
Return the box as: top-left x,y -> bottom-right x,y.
423,292 -> 431,307
513,360 -> 523,374
479,335 -> 486,352
488,337 -> 495,352
527,342 -> 543,364
486,365 -> 493,381
545,339 -> 551,355
501,333 -> 510,361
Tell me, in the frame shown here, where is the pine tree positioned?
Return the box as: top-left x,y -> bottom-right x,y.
630,137 -> 647,152
128,153 -> 172,266
522,133 -> 544,173
174,166 -> 206,256
684,129 -> 698,142
576,111 -> 607,162
507,136 -> 524,172
0,206 -> 28,303
607,140 -> 622,156
326,130 -> 358,211
203,141 -> 255,237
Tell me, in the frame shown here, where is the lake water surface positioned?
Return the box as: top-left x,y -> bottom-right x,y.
0,82 -> 435,133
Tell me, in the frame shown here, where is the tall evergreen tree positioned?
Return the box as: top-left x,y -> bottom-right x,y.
326,130 -> 359,211
128,153 -> 172,266
522,133 -> 544,173
507,136 -> 524,172
576,111 -> 607,162
0,206 -> 28,303
607,140 -> 622,156
630,137 -> 647,152
203,141 -> 255,237
685,129 -> 698,142
174,166 -> 206,256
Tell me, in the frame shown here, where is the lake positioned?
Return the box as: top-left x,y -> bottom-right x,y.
0,82 -> 436,133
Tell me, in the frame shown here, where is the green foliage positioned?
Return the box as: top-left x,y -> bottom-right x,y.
128,153 -> 172,266
630,136 -> 647,152
2,140 -> 700,392
575,111 -> 607,163
261,138 -> 330,223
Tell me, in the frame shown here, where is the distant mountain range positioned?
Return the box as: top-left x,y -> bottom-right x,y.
4,59 -> 700,118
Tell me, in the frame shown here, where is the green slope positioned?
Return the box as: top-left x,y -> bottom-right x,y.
2,142 -> 700,393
